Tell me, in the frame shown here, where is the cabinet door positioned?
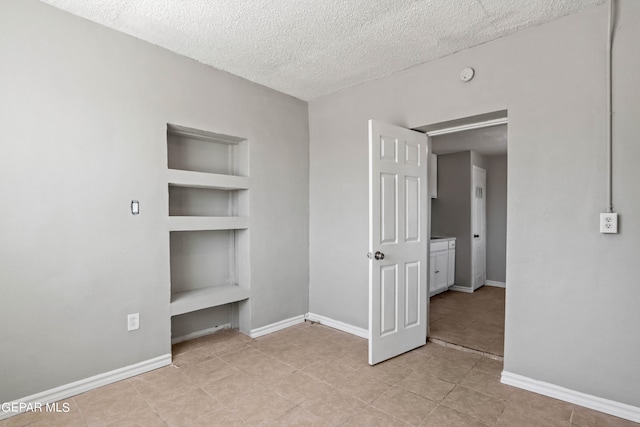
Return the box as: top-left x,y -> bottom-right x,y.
447,249 -> 456,286
435,251 -> 449,293
429,253 -> 436,296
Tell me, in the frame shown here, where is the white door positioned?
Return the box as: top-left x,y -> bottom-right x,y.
368,120 -> 428,365
471,166 -> 486,290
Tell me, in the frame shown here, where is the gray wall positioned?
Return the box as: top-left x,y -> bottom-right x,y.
0,0 -> 309,403
431,152 -> 472,287
171,307 -> 231,340
309,2 -> 640,408
470,151 -> 488,171
486,154 -> 507,283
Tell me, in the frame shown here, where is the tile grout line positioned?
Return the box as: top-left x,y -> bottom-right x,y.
71,396 -> 88,427
126,375 -> 170,427
569,407 -> 574,425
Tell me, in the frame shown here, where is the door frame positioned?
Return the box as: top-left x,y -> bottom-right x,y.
423,116 -> 507,295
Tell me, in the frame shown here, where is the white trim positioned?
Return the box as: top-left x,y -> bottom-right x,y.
501,371 -> 640,423
171,323 -> 231,345
425,118 -> 508,137
448,285 -> 474,293
0,354 -> 171,420
306,313 -> 368,339
250,315 -> 306,338
486,280 -> 506,288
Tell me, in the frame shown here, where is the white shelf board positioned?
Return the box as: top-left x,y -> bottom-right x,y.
167,169 -> 249,190
167,124 -> 246,145
169,216 -> 249,231
171,286 -> 250,316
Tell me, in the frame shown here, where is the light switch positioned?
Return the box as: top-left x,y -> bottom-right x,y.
131,200 -> 140,215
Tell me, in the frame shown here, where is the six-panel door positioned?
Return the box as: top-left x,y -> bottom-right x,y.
369,120 -> 428,365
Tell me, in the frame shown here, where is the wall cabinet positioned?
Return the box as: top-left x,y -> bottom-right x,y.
429,238 -> 455,296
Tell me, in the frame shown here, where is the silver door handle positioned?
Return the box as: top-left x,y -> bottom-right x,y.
367,251 -> 385,260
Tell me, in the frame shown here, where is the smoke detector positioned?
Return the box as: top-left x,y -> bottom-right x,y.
460,67 -> 475,82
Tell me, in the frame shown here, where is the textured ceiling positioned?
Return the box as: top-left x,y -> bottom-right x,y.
39,0 -> 604,100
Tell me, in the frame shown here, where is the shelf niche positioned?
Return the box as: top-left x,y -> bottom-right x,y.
167,124 -> 248,177
169,186 -> 240,217
167,124 -> 250,342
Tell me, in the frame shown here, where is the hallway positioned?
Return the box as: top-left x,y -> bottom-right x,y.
430,286 -> 505,357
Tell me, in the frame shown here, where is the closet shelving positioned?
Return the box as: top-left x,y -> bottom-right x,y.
167,124 -> 250,318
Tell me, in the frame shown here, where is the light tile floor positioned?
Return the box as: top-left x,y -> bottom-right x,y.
4,322 -> 638,426
430,286 -> 505,357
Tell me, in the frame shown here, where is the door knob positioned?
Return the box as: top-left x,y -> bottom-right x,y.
367,251 -> 385,260
474,234 -> 480,238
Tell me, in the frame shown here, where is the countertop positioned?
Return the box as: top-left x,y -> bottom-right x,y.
430,236 -> 456,243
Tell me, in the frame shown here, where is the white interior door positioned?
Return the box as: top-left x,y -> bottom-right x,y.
472,166 -> 486,290
368,120 -> 428,365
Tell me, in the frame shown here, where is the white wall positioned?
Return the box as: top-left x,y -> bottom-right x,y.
0,0 -> 309,402
309,2 -> 640,408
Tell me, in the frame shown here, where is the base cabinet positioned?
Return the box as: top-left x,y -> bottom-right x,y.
447,248 -> 456,286
430,238 -> 456,296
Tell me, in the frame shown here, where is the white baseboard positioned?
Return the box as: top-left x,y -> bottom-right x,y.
306,313 -> 368,339
250,315 -> 306,338
0,354 -> 172,421
171,323 -> 231,345
250,313 -> 368,340
449,285 -> 474,293
501,371 -> 640,423
486,280 -> 506,288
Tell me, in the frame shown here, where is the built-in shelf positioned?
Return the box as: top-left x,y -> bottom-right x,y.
167,123 -> 250,336
167,169 -> 249,190
170,286 -> 250,316
169,216 -> 249,231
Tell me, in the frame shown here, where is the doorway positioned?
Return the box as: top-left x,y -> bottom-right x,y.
422,117 -> 507,357
367,112 -> 507,364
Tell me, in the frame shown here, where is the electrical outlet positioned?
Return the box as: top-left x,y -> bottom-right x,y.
127,313 -> 139,331
600,213 -> 618,234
